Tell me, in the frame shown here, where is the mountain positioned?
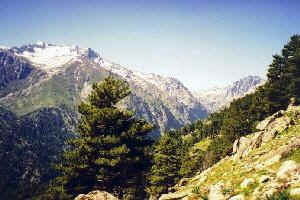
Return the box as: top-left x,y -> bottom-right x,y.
157,104 -> 300,200
0,42 -> 208,199
0,42 -> 207,136
194,75 -> 265,113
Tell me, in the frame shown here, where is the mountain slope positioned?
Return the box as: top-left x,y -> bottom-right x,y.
0,43 -> 207,136
0,42 -> 207,136
0,106 -> 74,199
157,104 -> 300,200
194,75 -> 265,113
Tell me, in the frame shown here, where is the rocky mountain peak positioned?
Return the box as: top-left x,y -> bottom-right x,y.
227,75 -> 264,97
3,43 -> 100,74
194,75 -> 265,113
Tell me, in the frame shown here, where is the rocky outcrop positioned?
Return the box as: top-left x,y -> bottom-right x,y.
0,50 -> 33,89
158,104 -> 300,200
232,109 -> 294,160
229,194 -> 244,200
276,160 -> 300,180
240,178 -> 255,189
159,193 -> 188,200
208,182 -> 225,200
74,190 -> 119,200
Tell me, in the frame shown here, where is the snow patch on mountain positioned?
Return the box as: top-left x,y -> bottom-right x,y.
11,42 -> 88,73
0,45 -> 9,50
6,42 -> 197,107
95,57 -> 197,107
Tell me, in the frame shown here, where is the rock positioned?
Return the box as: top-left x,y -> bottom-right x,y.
262,129 -> 278,143
262,116 -> 292,143
233,131 -> 264,160
74,190 -> 119,200
177,178 -> 190,187
261,155 -> 281,168
229,194 -> 244,200
264,188 -> 278,198
208,182 -> 225,200
256,110 -> 285,131
290,187 -> 300,196
234,109 -> 295,162
233,136 -> 251,159
276,160 -> 300,180
256,137 -> 300,170
240,178 -> 254,189
149,195 -> 159,200
259,175 -> 270,183
159,192 -> 188,200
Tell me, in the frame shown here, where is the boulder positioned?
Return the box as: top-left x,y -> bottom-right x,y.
233,136 -> 252,159
74,190 -> 119,200
290,187 -> 300,196
177,178 -> 190,187
264,188 -> 278,198
256,110 -> 285,131
159,192 -> 188,200
261,115 -> 292,143
208,182 -> 225,200
228,194 -> 244,200
233,131 -> 264,160
276,160 -> 300,180
240,178 -> 255,189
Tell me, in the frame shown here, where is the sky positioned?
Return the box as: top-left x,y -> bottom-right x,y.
1,0 -> 300,90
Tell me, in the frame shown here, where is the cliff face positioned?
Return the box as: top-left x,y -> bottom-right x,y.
0,51 -> 33,89
158,104 -> 300,200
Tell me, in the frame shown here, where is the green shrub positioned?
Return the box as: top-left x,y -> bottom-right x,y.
266,190 -> 291,200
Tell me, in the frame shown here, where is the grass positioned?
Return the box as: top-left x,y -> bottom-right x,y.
266,190 -> 291,200
4,63 -> 109,116
284,148 -> 300,163
241,182 -> 259,197
194,138 -> 212,152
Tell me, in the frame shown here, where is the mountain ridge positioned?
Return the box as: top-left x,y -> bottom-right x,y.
0,42 -> 207,135
194,75 -> 265,113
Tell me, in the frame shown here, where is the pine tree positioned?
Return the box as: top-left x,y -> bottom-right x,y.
148,130 -> 184,196
50,76 -> 154,199
263,35 -> 300,111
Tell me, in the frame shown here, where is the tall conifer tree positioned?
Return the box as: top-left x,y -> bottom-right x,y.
52,76 -> 154,199
148,130 -> 184,196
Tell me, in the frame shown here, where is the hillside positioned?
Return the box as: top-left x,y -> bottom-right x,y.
0,106 -> 74,199
194,76 -> 264,113
158,104 -> 300,200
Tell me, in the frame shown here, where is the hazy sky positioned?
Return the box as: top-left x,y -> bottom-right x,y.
1,0 -> 300,90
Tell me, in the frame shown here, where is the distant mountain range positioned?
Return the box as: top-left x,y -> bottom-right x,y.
194,75 -> 265,113
0,42 -> 265,134
0,42 -> 207,137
